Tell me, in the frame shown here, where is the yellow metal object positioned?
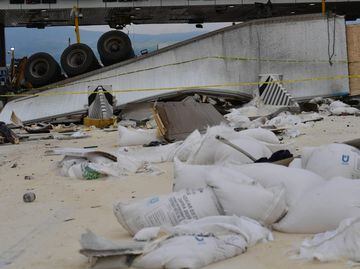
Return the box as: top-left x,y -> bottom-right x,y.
83,117 -> 117,129
322,0 -> 326,15
73,6 -> 81,43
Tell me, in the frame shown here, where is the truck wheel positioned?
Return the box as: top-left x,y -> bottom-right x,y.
24,52 -> 61,88
61,43 -> 100,77
97,31 -> 134,66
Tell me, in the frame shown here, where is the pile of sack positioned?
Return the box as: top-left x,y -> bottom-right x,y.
118,124 -> 292,165
110,134 -> 360,267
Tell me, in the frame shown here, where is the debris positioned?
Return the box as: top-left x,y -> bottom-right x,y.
79,229 -> 145,258
118,119 -> 137,128
83,86 -> 117,128
64,218 -> 75,222
24,175 -> 34,180
118,125 -> 161,147
10,163 -> 17,168
23,192 -> 36,203
255,149 -> 293,163
295,217 -> 360,263
120,102 -> 154,124
50,148 -> 159,179
154,97 -> 226,141
0,122 -> 19,144
17,133 -> 53,141
283,128 -> 301,138
52,124 -> 78,133
328,100 -> 360,115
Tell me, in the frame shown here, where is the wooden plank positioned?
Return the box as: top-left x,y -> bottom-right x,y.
346,25 -> 360,96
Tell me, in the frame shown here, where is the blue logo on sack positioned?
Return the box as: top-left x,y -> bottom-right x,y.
148,197 -> 159,205
342,154 -> 350,164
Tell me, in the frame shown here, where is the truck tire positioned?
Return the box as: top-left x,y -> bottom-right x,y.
61,43 -> 100,77
24,52 -> 61,88
97,31 -> 134,66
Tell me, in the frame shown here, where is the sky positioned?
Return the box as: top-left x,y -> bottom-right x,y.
81,22 -> 232,35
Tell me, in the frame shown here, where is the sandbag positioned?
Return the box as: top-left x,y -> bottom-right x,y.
265,113 -> 302,127
213,137 -> 272,165
186,125 -> 241,164
235,163 -> 324,207
274,177 -> 360,233
296,217 -> 360,262
118,126 -> 160,147
237,128 -> 280,144
133,234 -> 246,269
224,109 -> 250,128
330,106 -> 359,115
173,130 -> 202,162
328,100 -> 359,115
187,125 -> 276,165
288,158 -> 302,169
113,188 -> 222,235
173,159 -> 254,192
133,215 -> 272,269
207,177 -> 287,225
118,142 -> 182,163
134,215 -> 272,246
302,143 -> 360,179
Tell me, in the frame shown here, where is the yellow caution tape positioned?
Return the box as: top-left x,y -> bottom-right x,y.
0,73 -> 359,98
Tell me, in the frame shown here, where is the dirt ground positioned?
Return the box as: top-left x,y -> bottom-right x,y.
0,115 -> 359,269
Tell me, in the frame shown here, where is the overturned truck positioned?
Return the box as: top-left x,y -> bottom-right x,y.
24,30 -> 135,88
0,14 -> 359,124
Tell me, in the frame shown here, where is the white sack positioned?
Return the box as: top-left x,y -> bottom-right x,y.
224,109 -> 251,128
173,159 -> 254,192
207,177 -> 287,225
167,215 -> 273,246
330,107 -> 359,115
173,130 -> 202,162
213,137 -> 272,165
133,215 -> 272,269
235,163 -> 324,207
237,128 -> 280,144
134,215 -> 272,246
288,158 -> 302,168
118,142 -> 182,163
302,143 -> 360,179
274,177 -> 360,233
117,130 -> 201,163
265,113 -> 302,127
114,188 -> 222,235
118,126 -> 160,147
133,234 -> 246,269
296,217 -> 360,262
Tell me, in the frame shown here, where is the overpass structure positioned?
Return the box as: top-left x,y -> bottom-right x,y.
1,0 -> 360,66
1,0 -> 360,29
